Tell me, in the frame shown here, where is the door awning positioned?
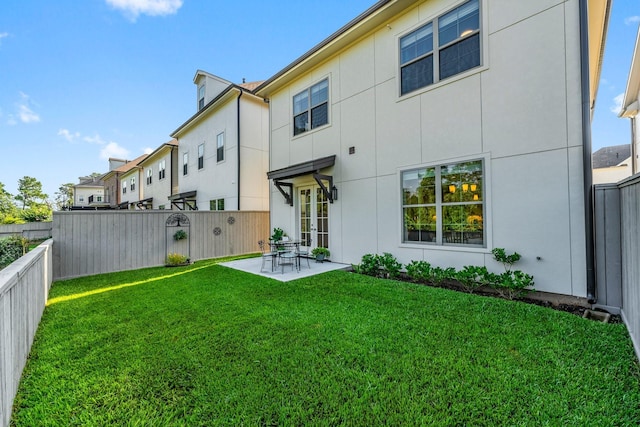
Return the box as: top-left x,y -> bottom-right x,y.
267,155 -> 336,206
168,191 -> 198,210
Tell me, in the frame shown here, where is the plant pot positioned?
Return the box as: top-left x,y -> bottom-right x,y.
315,254 -> 325,263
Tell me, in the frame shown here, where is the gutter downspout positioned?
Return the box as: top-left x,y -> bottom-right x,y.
237,89 -> 243,211
579,0 -> 596,304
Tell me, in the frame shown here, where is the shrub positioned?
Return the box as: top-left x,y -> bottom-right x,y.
353,253 -> 381,277
166,253 -> 189,265
432,267 -> 457,285
455,265 -> 489,293
0,236 -> 26,269
405,260 -> 433,282
379,252 -> 402,279
492,248 -> 521,272
311,247 -> 330,258
493,271 -> 535,300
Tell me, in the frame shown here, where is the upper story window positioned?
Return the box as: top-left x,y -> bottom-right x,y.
402,159 -> 484,246
210,198 -> 225,211
293,79 -> 329,136
198,84 -> 205,110
146,168 -> 153,185
400,0 -> 480,95
130,176 -> 136,191
183,152 -> 188,176
198,143 -> 205,170
122,180 -> 127,194
159,160 -> 166,180
217,132 -> 224,162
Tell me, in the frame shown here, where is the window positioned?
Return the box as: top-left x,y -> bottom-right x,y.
122,181 -> 127,194
146,168 -> 153,185
159,160 -> 166,180
183,152 -> 188,176
216,132 -> 224,162
400,0 -> 480,95
96,196 -> 103,202
402,159 -> 483,246
79,196 -> 84,202
209,198 -> 225,211
198,84 -> 205,110
130,176 -> 136,191
159,205 -> 166,210
293,79 -> 329,136
198,143 -> 204,169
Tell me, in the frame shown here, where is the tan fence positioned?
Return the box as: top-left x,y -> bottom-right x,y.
0,240 -> 53,427
52,211 -> 269,280
0,222 -> 53,240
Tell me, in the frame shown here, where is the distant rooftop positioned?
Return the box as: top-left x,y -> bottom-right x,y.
592,145 -> 631,168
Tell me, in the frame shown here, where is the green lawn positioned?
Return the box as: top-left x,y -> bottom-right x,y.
12,257 -> 640,425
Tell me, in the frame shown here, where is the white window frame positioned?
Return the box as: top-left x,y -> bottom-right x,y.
146,168 -> 153,185
198,143 -> 205,170
159,160 -> 166,180
399,0 -> 482,96
198,84 -> 205,110
216,132 -> 225,163
183,152 -> 188,176
122,180 -> 127,194
130,176 -> 136,191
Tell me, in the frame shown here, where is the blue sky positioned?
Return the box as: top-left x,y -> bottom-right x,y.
0,0 -> 637,201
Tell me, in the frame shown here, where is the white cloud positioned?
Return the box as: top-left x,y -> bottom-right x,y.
105,0 -> 183,21
625,16 -> 640,26
610,93 -> 625,115
143,147 -> 154,154
100,142 -> 131,160
0,32 -> 9,45
58,128 -> 81,142
18,104 -> 40,123
83,134 -> 108,145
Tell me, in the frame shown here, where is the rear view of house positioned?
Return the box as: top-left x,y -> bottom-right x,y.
255,0 -> 610,299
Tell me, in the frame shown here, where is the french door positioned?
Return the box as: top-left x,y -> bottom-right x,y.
298,185 -> 329,252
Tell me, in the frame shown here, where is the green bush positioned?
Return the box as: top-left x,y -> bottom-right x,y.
379,252 -> 402,279
455,266 -> 490,293
432,267 -> 457,285
405,260 -> 433,282
353,253 -> 381,277
0,236 -> 26,269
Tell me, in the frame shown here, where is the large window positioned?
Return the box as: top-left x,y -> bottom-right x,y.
209,198 -> 225,211
130,176 -> 136,191
217,132 -> 224,162
400,0 -> 480,95
402,159 -> 484,246
146,168 -> 153,185
122,180 -> 127,194
198,84 -> 205,110
293,79 -> 329,136
198,143 -> 204,170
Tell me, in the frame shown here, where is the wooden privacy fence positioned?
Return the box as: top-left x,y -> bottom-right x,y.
0,240 -> 53,427
0,222 -> 52,240
595,176 -> 640,361
53,211 -> 269,280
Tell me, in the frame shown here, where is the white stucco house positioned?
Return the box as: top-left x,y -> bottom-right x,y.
118,155 -> 148,209
137,139 -> 179,210
255,0 -> 611,300
169,71 -> 269,211
72,176 -> 105,208
619,23 -> 640,175
101,154 -> 148,209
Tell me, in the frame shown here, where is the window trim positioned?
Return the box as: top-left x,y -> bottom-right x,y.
130,176 -> 136,191
146,168 -> 153,185
159,160 -> 166,180
122,180 -> 127,194
216,132 -> 225,163
292,78 -> 330,137
183,152 -> 188,176
198,143 -> 204,170
399,154 -> 490,250
398,0 -> 485,98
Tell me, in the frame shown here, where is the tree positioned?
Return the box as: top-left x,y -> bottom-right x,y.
55,183 -> 74,211
0,182 -> 15,214
15,176 -> 48,210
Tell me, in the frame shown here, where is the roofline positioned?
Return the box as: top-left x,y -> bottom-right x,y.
620,25 -> 640,118
254,0 -> 394,96
138,139 -> 178,166
170,84 -> 261,137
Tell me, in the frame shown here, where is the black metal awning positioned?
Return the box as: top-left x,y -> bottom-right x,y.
168,191 -> 198,210
136,197 -> 153,209
266,155 -> 336,206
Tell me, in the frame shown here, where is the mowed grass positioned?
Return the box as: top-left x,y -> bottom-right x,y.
11,257 -> 640,426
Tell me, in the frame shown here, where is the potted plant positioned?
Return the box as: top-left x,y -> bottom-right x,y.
270,227 -> 284,242
311,247 -> 330,263
173,229 -> 187,241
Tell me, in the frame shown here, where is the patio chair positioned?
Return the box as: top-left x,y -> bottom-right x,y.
258,240 -> 277,272
295,238 -> 311,268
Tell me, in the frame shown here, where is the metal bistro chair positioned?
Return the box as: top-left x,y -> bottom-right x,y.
258,240 -> 277,272
295,238 -> 311,268
277,236 -> 298,274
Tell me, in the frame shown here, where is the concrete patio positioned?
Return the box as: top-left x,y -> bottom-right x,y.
219,255 -> 350,282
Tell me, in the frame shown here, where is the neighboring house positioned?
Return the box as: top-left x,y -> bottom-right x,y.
72,176 -> 106,208
119,160 -> 146,209
619,23 -> 640,175
137,139 -> 179,210
169,71 -> 269,211
255,0 -> 610,299
101,154 -> 149,209
592,144 -> 632,184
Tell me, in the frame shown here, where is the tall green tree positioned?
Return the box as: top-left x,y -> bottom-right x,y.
55,183 -> 74,211
0,182 -> 21,224
15,176 -> 48,209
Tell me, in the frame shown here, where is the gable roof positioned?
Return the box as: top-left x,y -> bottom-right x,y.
592,144 -> 631,168
139,139 -> 178,165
